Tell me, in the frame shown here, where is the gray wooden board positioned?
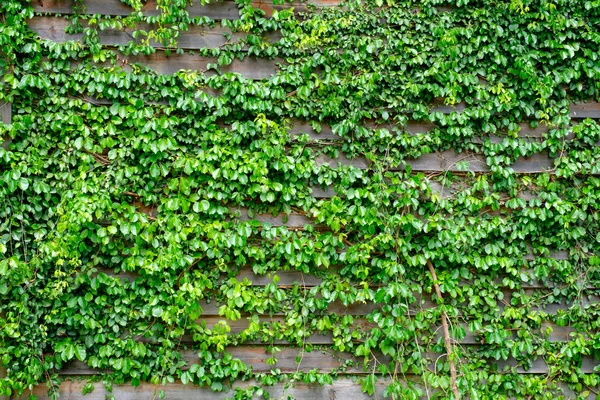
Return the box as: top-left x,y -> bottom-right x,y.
0,102 -> 10,124
289,120 -> 551,140
122,53 -> 278,78
430,101 -> 600,119
314,148 -> 590,173
147,317 -> 575,345
31,0 -> 338,18
34,345 -> 600,376
98,249 -> 571,288
58,347 -> 373,375
29,16 -> 282,49
316,150 -> 558,173
570,102 -> 600,118
10,379 -> 594,400
13,379 -> 391,400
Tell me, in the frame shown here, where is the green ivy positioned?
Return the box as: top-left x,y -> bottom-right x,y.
1,0 -> 600,398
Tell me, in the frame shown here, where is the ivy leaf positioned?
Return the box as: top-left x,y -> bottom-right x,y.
152,307 -> 163,318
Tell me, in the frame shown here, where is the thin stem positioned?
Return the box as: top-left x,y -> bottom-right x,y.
426,259 -> 460,400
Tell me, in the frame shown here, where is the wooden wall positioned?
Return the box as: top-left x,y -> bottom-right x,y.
3,0 -> 600,398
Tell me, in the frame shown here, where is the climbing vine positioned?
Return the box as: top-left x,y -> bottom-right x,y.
1,0 -> 600,398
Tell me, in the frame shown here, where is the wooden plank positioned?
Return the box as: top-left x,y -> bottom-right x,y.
14,378 -> 391,400
431,101 -> 600,119
39,342 -> 600,377
234,208 -> 313,227
101,206 -> 316,227
32,0 -> 338,18
494,355 -> 599,374
570,102 -> 600,118
198,298 -> 380,316
122,53 -> 278,79
59,346 -> 373,375
12,377 -> 594,400
29,16 -> 281,49
0,102 -> 9,124
143,317 -> 576,345
235,269 -> 323,286
316,150 -> 557,173
29,17 -> 243,48
290,121 -> 550,141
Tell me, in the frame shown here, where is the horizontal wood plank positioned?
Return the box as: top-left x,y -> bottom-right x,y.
570,102 -> 600,118
29,16 -> 281,49
14,378 -> 391,400
59,346 -> 372,375
0,102 -> 10,124
42,344 -> 600,377
32,0 -> 338,18
316,150 -> 558,173
122,53 -> 278,78
12,378 -> 591,400
143,316 -> 575,345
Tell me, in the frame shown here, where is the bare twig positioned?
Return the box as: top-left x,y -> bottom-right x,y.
426,259 -> 460,400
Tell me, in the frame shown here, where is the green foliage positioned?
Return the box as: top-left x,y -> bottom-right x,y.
1,0 -> 600,399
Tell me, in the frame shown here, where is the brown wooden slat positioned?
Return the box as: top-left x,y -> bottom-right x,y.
432,101 -> 600,119
29,16 -> 282,49
29,17 -> 244,48
42,344 -> 600,377
316,150 -> 557,173
155,316 -> 575,345
234,208 -> 313,226
104,206 -> 315,227
11,378 -> 591,400
59,346 -> 372,375
570,102 -> 600,118
198,298 -> 380,316
14,378 -> 391,400
494,356 -> 599,374
0,102 -> 10,124
32,0 -> 338,18
122,53 -> 278,78
56,95 -> 600,121
290,120 -> 550,141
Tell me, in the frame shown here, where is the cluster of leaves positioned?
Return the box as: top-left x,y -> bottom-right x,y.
1,0 -> 600,398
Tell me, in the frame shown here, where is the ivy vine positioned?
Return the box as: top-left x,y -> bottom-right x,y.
1,0 -> 600,399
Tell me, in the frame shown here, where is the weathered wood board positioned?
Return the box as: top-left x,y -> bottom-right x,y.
29,16 -> 282,49
14,378 -> 392,400
31,0 -> 339,18
0,102 -> 10,124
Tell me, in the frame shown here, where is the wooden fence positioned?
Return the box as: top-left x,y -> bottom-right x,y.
2,0 -> 600,398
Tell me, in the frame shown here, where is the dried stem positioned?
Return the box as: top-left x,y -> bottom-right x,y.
426,259 -> 460,400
